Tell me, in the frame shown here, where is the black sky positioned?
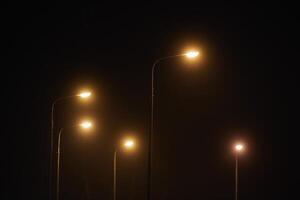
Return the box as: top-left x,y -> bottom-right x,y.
3,2 -> 292,200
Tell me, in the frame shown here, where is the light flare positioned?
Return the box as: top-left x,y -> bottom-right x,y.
78,91 -> 92,98
185,51 -> 199,58
80,121 -> 92,129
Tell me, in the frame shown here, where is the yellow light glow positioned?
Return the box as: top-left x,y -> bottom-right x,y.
235,144 -> 244,152
78,91 -> 91,98
185,51 -> 199,58
80,121 -> 92,129
124,139 -> 135,149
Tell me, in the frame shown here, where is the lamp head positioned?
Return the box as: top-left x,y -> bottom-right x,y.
123,139 -> 135,149
120,136 -> 137,152
78,91 -> 92,98
79,121 -> 92,129
185,51 -> 199,58
234,143 -> 244,152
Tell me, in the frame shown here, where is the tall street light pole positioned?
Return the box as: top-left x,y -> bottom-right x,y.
49,91 -> 91,200
113,138 -> 136,200
113,150 -> 117,200
56,128 -> 64,200
234,143 -> 244,200
56,121 -> 93,200
235,152 -> 238,200
148,51 -> 199,200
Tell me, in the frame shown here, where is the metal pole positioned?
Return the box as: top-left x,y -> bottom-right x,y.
49,102 -> 55,200
147,59 -> 159,200
147,62 -> 155,200
50,95 -> 76,200
57,129 -> 63,200
235,153 -> 238,200
147,55 -> 183,200
114,150 -> 117,200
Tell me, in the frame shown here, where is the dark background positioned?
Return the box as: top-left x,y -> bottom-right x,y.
3,2 -> 292,200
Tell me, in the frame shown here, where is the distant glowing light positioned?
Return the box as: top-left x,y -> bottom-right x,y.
235,144 -> 244,151
80,121 -> 92,129
124,140 -> 135,149
185,51 -> 199,58
78,91 -> 91,98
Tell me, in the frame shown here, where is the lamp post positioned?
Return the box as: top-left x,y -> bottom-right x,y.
148,51 -> 199,200
114,139 -> 136,200
234,143 -> 244,200
49,91 -> 91,200
56,121 -> 93,200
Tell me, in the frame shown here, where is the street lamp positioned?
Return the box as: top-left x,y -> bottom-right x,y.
80,121 -> 93,129
114,138 -> 136,200
49,90 -> 92,200
185,51 -> 200,58
148,50 -> 200,200
78,91 -> 92,98
233,143 -> 244,200
56,120 -> 93,200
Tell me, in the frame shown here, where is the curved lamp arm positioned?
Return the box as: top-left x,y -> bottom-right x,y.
147,53 -> 185,200
49,94 -> 77,200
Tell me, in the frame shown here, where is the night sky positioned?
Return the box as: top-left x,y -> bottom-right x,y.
3,2 -> 291,200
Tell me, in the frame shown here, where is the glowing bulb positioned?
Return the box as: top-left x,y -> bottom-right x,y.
235,144 -> 244,151
185,51 -> 199,58
124,140 -> 135,149
80,121 -> 92,129
78,91 -> 91,98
